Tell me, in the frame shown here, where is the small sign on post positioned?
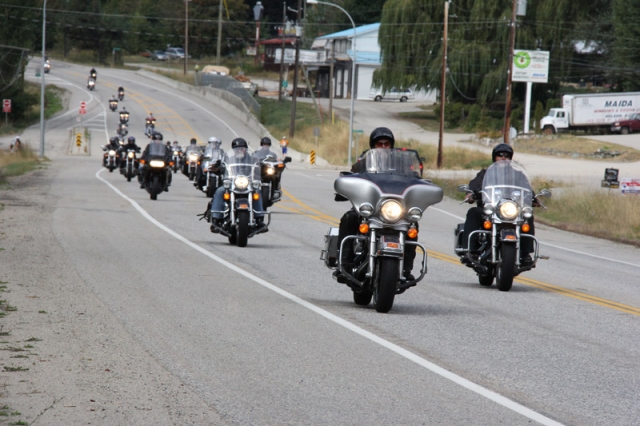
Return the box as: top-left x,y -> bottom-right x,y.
79,101 -> 87,115
601,168 -> 620,188
621,178 -> 640,195
2,99 -> 11,113
76,133 -> 82,147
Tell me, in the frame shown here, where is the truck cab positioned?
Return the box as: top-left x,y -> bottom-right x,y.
540,108 -> 569,134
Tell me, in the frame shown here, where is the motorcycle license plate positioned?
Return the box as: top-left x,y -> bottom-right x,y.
378,235 -> 402,253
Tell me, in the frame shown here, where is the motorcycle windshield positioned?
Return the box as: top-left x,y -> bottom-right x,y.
360,148 -> 422,177
203,146 -> 223,161
481,160 -> 533,208
147,142 -> 166,157
224,148 -> 259,180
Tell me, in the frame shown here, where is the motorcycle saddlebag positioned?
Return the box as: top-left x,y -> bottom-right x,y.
321,227 -> 340,267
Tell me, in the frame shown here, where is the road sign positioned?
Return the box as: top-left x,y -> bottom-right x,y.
282,80 -> 288,88
2,99 -> 11,113
352,129 -> 363,134
79,101 -> 87,115
75,133 -> 82,147
310,150 -> 316,165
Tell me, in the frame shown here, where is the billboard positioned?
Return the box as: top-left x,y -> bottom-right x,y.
513,50 -> 549,83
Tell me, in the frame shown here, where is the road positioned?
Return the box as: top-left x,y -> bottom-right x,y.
1,60 -> 639,425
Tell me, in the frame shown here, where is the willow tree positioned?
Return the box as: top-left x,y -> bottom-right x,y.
375,0 -> 609,105
612,0 -> 640,91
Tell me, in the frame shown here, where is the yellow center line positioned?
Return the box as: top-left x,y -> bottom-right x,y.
278,187 -> 640,317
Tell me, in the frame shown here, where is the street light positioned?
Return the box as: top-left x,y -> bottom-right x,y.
39,0 -> 48,158
307,0 -> 356,165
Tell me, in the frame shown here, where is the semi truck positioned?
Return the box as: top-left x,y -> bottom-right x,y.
540,92 -> 640,134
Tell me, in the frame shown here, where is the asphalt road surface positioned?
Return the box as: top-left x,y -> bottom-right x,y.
1,60 -> 639,425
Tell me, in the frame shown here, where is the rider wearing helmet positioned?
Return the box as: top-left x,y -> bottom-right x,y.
462,143 -> 535,265
209,137 -> 266,231
119,136 -> 141,169
139,132 -> 172,189
253,136 -> 278,161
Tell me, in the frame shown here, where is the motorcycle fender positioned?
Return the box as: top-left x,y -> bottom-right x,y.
235,199 -> 250,210
321,227 -> 340,267
376,235 -> 403,257
499,229 -> 518,244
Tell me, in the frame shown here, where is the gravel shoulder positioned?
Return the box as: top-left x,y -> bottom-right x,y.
0,163 -> 226,425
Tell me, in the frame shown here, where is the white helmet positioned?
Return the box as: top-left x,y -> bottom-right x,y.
208,136 -> 221,147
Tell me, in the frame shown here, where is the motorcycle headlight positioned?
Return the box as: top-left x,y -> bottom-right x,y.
234,176 -> 249,189
380,200 -> 403,222
407,207 -> 422,221
173,151 -> 179,156
252,180 -> 262,190
265,166 -> 275,175
223,179 -> 231,189
498,200 -> 519,220
522,206 -> 533,219
127,152 -> 135,159
149,160 -> 165,168
189,153 -> 199,161
359,203 -> 374,218
108,150 -> 116,156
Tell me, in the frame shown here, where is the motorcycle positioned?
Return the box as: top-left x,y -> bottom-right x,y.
118,89 -> 125,101
109,99 -> 118,112
102,145 -> 119,172
139,144 -> 172,200
87,77 -> 96,91
197,146 -> 224,197
171,146 -> 183,173
119,148 -> 139,182
44,59 -> 51,74
145,119 -> 156,137
454,160 -> 551,291
119,110 -> 130,124
185,150 -> 200,181
117,123 -> 128,139
260,155 -> 291,208
207,150 -> 268,247
320,148 -> 443,313
90,70 -> 97,81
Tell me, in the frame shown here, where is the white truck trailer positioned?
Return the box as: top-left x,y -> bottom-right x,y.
540,92 -> 640,134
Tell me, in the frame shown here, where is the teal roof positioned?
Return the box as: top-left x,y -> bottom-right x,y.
317,23 -> 380,40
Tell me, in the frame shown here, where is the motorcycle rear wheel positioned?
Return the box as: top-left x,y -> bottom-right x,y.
237,211 -> 249,247
496,244 -> 516,291
373,257 -> 399,313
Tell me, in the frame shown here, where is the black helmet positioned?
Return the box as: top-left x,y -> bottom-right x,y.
260,137 -> 272,146
127,136 -> 135,144
491,143 -> 514,162
110,136 -> 119,144
151,132 -> 163,141
231,137 -> 248,149
190,138 -> 197,144
369,127 -> 395,148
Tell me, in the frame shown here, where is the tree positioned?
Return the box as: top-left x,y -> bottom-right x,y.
612,0 -> 640,91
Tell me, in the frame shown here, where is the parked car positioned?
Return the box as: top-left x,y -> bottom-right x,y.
166,47 -> 185,60
611,113 -> 640,134
146,50 -> 168,61
370,88 -> 415,102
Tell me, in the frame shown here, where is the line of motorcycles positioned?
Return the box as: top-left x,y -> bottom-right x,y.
320,149 -> 552,313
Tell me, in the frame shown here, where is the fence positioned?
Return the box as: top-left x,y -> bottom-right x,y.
195,73 -> 261,119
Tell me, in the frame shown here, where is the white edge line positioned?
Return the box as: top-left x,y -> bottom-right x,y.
430,206 -> 640,269
96,168 -> 564,426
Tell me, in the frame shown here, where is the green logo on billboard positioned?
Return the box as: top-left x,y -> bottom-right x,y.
514,51 -> 531,69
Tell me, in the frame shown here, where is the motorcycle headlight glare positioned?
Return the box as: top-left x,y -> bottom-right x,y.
223,179 -> 231,189
108,150 -> 116,156
522,206 -> 533,219
173,150 -> 179,156
127,152 -> 135,159
234,176 -> 249,189
252,180 -> 262,190
189,153 -> 199,161
483,204 -> 495,216
380,200 -> 403,222
407,207 -> 423,221
359,203 -> 374,218
498,200 -> 519,220
266,166 -> 275,176
149,160 -> 165,168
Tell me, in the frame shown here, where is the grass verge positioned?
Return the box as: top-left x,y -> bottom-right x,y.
0,146 -> 44,185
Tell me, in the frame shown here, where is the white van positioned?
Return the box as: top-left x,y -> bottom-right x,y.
370,88 -> 414,102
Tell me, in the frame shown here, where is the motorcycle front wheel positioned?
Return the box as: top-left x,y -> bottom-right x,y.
189,169 -> 195,181
496,244 -> 516,291
373,257 -> 399,313
150,175 -> 160,200
126,165 -> 132,182
236,211 -> 249,247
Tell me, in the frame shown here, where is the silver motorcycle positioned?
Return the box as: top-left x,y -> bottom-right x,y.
321,148 -> 443,313
454,160 -> 550,291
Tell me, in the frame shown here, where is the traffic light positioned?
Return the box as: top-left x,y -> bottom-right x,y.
76,133 -> 82,147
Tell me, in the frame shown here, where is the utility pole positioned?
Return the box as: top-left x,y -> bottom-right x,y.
329,40 -> 335,121
503,0 -> 518,144
184,0 -> 189,75
278,2 -> 286,103
437,1 -> 450,169
288,0 -> 302,138
216,0 -> 223,65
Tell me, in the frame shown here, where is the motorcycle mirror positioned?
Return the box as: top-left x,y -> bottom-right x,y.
283,156 -> 292,164
457,184 -> 470,193
537,189 -> 552,198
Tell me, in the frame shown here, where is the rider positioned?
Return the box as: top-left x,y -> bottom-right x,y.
209,137 -> 265,231
103,136 -> 121,166
462,143 -> 536,266
118,86 -> 124,95
139,132 -> 172,189
335,127 -> 418,281
119,107 -> 129,123
146,112 -> 155,124
119,136 -> 141,169
253,137 -> 278,161
90,67 -> 97,80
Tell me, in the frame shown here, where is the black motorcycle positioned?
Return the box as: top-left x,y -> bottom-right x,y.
454,160 -> 551,291
109,99 -> 118,112
140,144 -> 171,200
260,155 -> 291,208
118,88 -> 125,101
117,123 -> 128,139
102,145 -> 120,173
321,148 -> 443,313
119,110 -> 129,125
119,148 -> 139,182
